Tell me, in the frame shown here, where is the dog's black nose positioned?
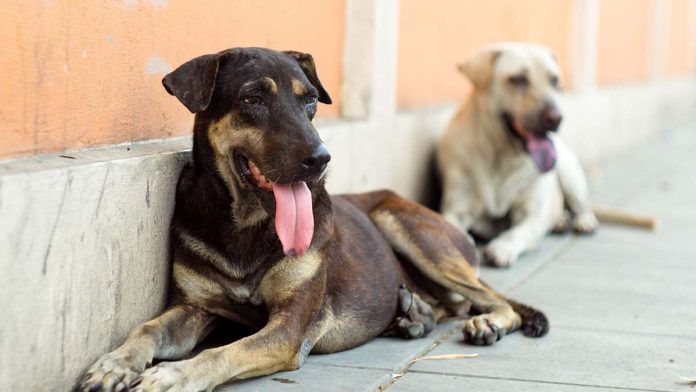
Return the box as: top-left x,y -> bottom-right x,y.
301,144 -> 331,174
542,108 -> 562,131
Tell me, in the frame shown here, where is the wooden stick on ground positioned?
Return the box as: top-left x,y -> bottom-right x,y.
410,353 -> 479,364
592,207 -> 659,230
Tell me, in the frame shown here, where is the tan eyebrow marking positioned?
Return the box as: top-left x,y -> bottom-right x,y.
264,77 -> 278,94
292,79 -> 306,95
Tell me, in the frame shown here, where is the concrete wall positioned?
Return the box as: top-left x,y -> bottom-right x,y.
1,0 -> 696,390
0,141 -> 189,390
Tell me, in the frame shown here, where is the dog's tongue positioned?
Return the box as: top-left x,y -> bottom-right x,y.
526,136 -> 557,173
272,181 -> 314,256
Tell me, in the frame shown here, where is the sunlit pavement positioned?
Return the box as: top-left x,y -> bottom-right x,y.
222,124 -> 696,392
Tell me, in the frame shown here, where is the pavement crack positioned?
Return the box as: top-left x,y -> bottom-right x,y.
376,324 -> 461,391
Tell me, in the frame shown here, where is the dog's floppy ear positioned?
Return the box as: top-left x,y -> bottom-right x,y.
162,54 -> 220,113
284,50 -> 332,104
457,48 -> 502,90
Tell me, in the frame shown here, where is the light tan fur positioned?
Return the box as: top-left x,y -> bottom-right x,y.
259,249 -> 324,302
292,79 -> 306,95
208,116 -> 269,227
264,77 -> 278,94
438,43 -> 598,267
175,226 -> 249,280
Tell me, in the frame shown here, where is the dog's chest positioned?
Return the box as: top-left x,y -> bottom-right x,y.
482,156 -> 539,216
173,261 -> 265,308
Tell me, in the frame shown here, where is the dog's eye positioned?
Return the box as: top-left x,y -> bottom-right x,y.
242,96 -> 262,105
508,75 -> 529,87
549,75 -> 560,88
305,95 -> 318,106
549,75 -> 559,87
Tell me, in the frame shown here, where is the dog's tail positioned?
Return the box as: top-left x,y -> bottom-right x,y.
507,298 -> 549,338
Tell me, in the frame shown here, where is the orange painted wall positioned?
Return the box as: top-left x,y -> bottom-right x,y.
397,0 -> 575,108
597,0 -> 653,84
666,0 -> 696,75
0,0 -> 345,159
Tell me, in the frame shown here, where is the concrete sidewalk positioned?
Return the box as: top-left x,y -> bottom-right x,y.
221,125 -> 696,392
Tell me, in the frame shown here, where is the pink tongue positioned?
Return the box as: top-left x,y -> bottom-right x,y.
271,181 -> 314,256
526,136 -> 557,173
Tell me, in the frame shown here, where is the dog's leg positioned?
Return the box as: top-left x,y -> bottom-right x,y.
553,136 -> 598,234
78,305 -> 217,392
484,174 -> 562,267
440,169 -> 482,238
130,251 -> 326,391
369,194 -> 522,345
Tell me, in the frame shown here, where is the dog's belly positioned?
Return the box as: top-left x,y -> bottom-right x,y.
312,195 -> 405,353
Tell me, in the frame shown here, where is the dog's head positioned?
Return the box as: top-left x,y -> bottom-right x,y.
163,48 -> 332,256
459,43 -> 562,172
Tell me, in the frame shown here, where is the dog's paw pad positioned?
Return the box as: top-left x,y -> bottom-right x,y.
388,285 -> 437,339
484,243 -> 518,268
463,315 -> 506,345
78,352 -> 143,392
573,212 -> 598,234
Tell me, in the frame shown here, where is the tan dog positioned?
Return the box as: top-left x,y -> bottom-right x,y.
437,43 -> 598,268
78,48 -> 548,392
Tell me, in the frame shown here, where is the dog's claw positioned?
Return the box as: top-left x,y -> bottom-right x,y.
386,285 -> 437,339
87,382 -> 103,392
130,376 -> 143,388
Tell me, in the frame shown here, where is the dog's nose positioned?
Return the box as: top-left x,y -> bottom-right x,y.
300,144 -> 331,174
541,108 -> 562,131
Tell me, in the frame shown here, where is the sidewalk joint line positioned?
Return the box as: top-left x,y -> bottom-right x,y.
504,237 -> 580,295
551,324 -> 696,339
407,370 -> 672,392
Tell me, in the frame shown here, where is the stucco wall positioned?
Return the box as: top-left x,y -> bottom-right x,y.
0,0 -> 346,159
397,0 -> 575,108
2,1 -> 695,160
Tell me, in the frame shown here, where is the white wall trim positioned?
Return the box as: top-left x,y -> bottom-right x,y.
570,0 -> 599,91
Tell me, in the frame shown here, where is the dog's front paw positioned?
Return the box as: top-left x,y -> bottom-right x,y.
78,350 -> 145,392
484,241 -> 520,268
463,314 -> 507,345
573,211 -> 598,234
131,361 -> 206,392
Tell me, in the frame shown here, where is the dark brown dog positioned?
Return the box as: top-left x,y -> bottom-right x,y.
78,47 -> 548,392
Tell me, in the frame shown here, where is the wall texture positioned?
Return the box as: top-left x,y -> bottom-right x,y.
1,0 -> 694,160
667,0 -> 696,75
597,0 -> 653,84
0,0 -> 346,159
397,0 -> 575,108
